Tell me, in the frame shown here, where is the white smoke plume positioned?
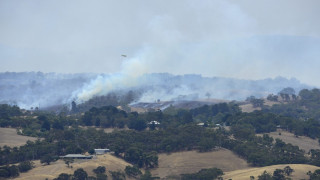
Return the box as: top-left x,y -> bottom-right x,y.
71,49 -> 150,103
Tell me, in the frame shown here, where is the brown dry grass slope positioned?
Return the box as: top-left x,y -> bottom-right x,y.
240,99 -> 280,113
258,129 -> 320,152
0,128 -> 38,147
150,148 -> 249,179
15,154 -> 133,180
223,164 -> 320,180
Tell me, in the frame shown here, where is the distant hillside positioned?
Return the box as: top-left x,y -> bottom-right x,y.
0,72 -> 96,109
150,149 -> 249,179
0,72 -> 312,111
15,154 -> 133,180
223,164 -> 319,180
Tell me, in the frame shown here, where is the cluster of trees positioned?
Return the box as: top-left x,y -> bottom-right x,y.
307,169 -> 320,180
75,90 -> 139,113
229,134 -> 306,166
180,168 -> 223,180
124,148 -> 158,168
82,106 -> 128,128
224,110 -> 320,139
0,160 -> 34,178
0,123 -> 226,166
256,166 -> 294,180
190,103 -> 240,120
124,165 -> 142,178
2,89 -> 320,172
54,166 -> 155,180
265,88 -> 320,121
0,104 -> 22,127
55,166 -> 109,180
246,96 -> 265,108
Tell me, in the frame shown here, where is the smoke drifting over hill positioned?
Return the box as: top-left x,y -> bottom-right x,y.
1,1 -> 319,108
1,1 -> 320,86
0,72 -> 311,109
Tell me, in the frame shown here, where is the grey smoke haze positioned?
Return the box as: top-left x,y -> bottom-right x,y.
0,72 -> 312,109
1,0 -> 320,87
1,0 -> 320,105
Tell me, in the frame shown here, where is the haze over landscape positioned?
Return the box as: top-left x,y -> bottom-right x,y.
1,0 -> 320,109
1,0 -> 320,85
3,1 -> 320,180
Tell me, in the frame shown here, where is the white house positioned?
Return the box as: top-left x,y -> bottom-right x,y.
60,154 -> 93,159
94,149 -> 110,155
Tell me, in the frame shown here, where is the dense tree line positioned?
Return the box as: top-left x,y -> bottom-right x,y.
0,160 -> 34,178
264,88 -> 320,121
180,168 -> 223,180
1,93 -> 320,170
229,135 -> 307,166
256,166 -> 294,180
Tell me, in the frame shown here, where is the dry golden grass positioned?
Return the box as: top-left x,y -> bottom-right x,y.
240,103 -> 261,113
264,100 -> 281,106
223,164 -> 320,180
258,129 -> 320,152
150,148 -> 249,179
15,154 -> 133,180
0,127 -> 38,147
240,99 -> 281,113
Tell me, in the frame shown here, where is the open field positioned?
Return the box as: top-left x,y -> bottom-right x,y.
150,148 -> 249,179
15,154 -> 133,180
0,128 -> 38,147
223,164 -> 320,180
240,99 -> 281,113
258,129 -> 320,152
240,103 -> 261,113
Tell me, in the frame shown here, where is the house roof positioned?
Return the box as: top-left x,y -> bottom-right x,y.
61,154 -> 92,158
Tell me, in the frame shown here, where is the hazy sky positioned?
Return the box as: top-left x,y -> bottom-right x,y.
1,0 -> 320,86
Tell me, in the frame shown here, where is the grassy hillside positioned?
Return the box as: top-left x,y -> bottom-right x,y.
223,164 -> 320,180
15,154 -> 133,180
0,128 -> 38,147
150,149 -> 249,179
258,129 -> 320,152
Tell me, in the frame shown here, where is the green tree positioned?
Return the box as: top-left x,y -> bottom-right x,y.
0,169 -> 9,178
54,173 -> 72,180
272,169 -> 285,180
40,154 -> 54,165
258,171 -> 272,180
308,169 -> 320,180
96,173 -> 107,180
109,170 -> 125,180
63,158 -> 74,168
125,165 -> 142,178
41,119 -> 51,131
93,166 -> 106,174
74,168 -> 88,180
181,168 -> 223,180
128,119 -> 147,131
8,165 -> 20,178
283,166 -> 294,176
140,170 -> 154,180
18,161 -> 34,172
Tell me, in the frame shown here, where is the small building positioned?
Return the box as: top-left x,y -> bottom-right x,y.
197,122 -> 205,126
94,149 -> 110,155
60,154 -> 93,159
